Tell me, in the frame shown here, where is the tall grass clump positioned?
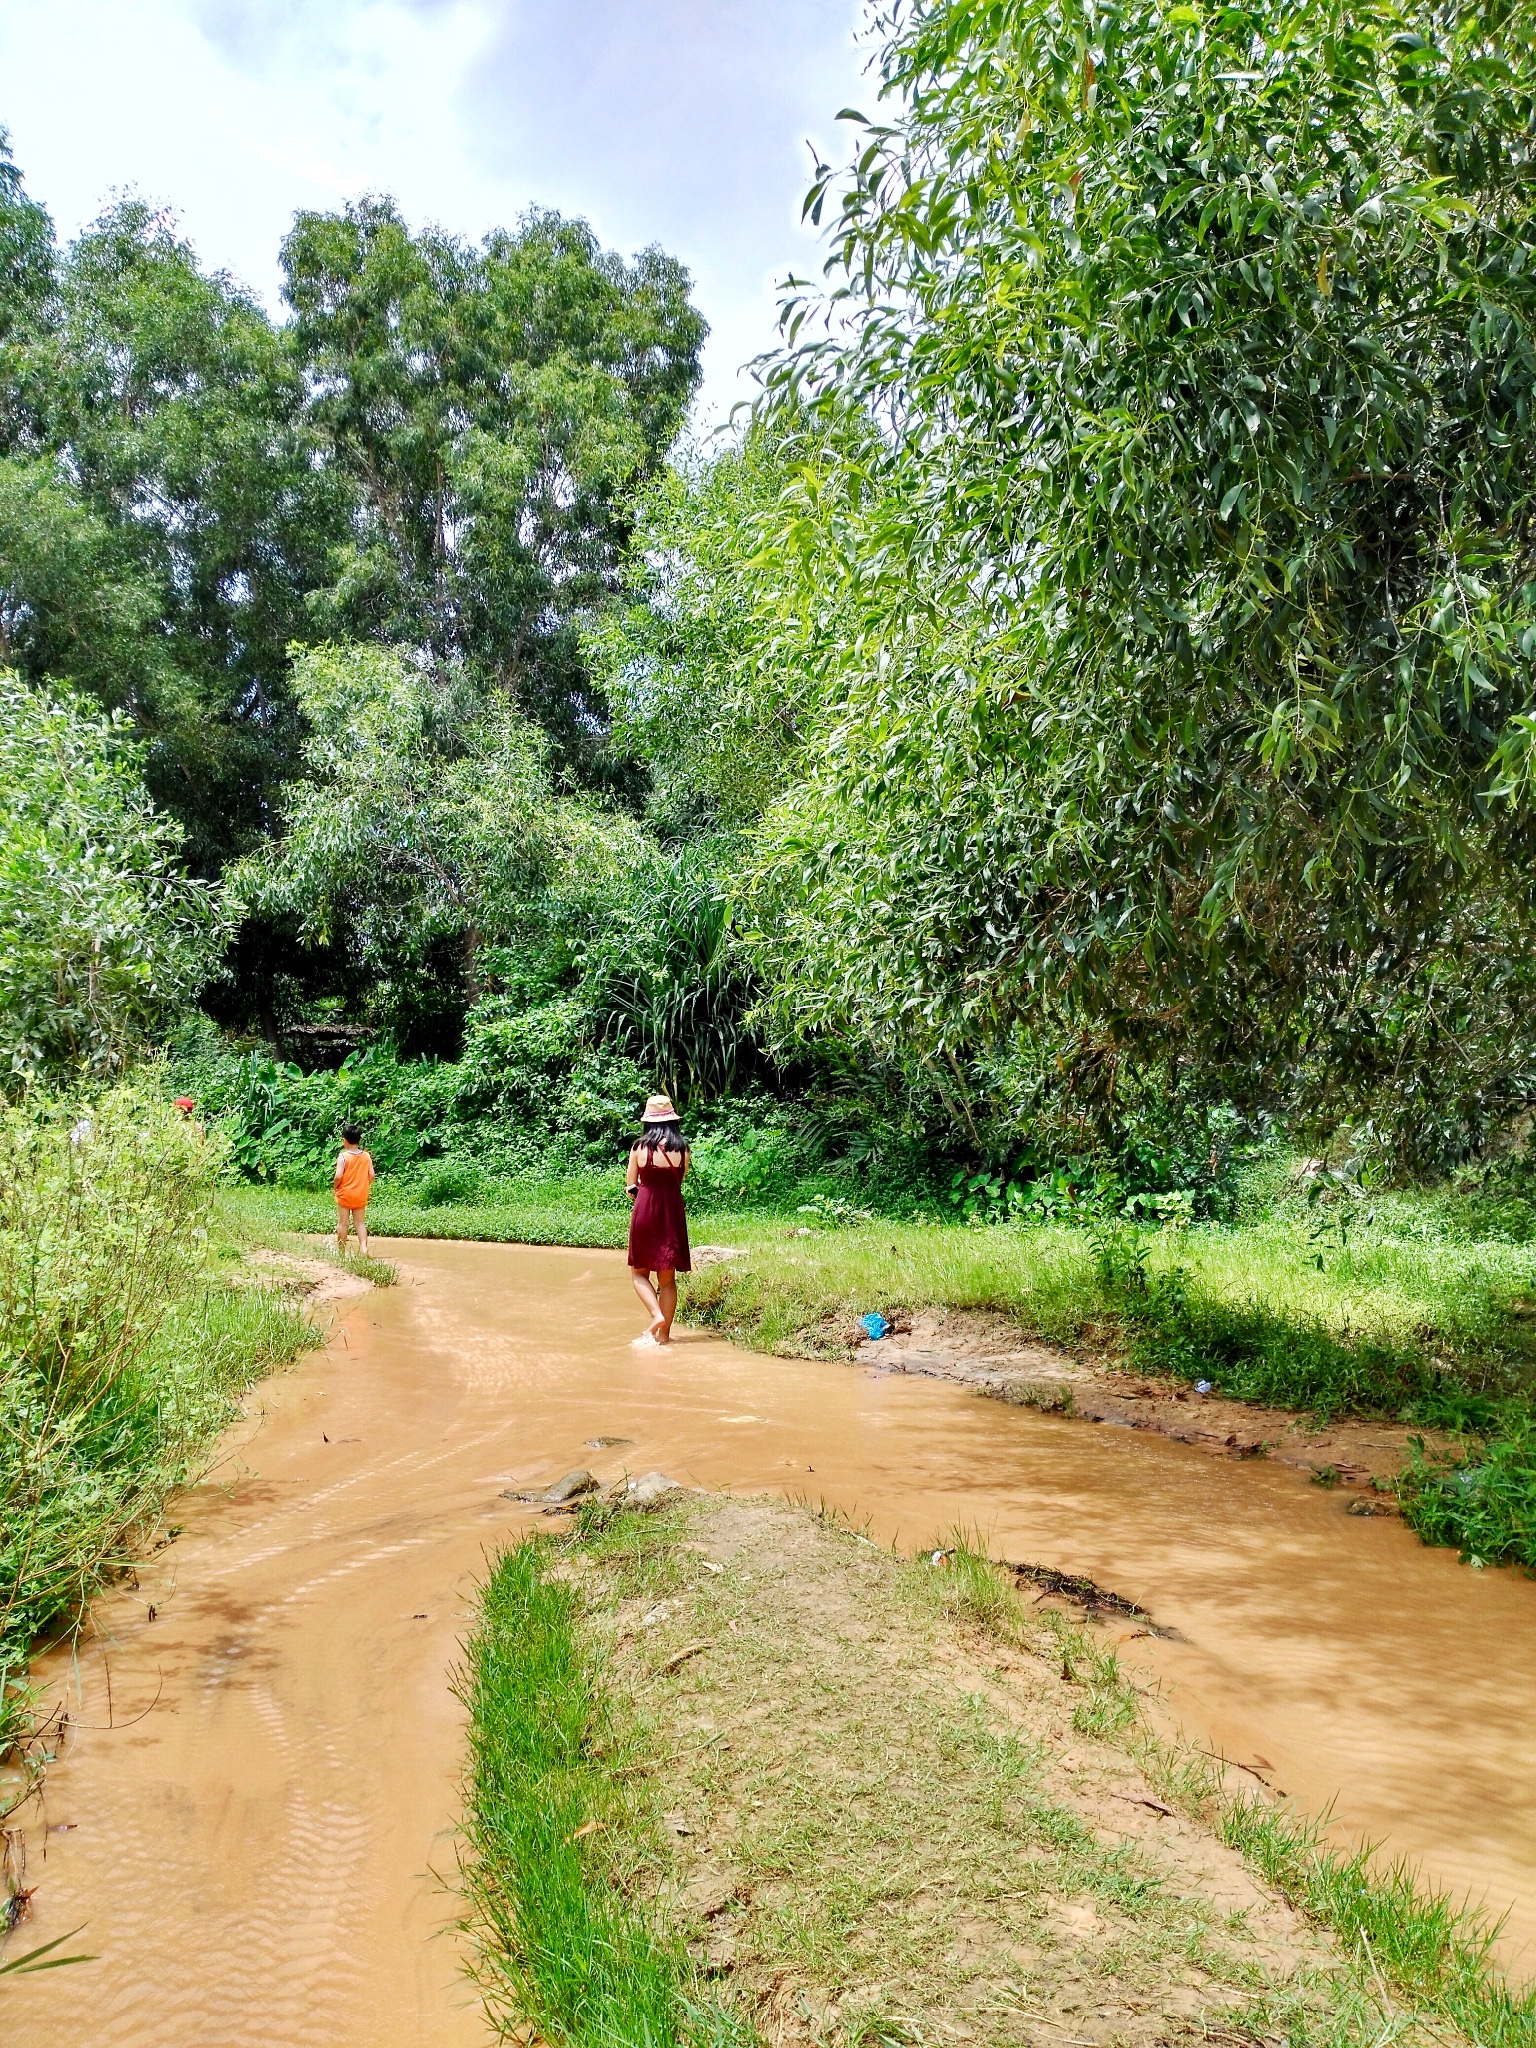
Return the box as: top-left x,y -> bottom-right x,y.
1396,1415 -> 1536,1570
0,1081 -> 309,1760
1220,1798 -> 1536,2048
460,1536 -> 750,2048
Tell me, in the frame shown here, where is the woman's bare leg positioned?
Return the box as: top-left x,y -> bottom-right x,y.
657,1270 -> 678,1342
631,1266 -> 665,1338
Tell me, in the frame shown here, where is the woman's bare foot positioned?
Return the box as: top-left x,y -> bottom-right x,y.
649,1312 -> 667,1341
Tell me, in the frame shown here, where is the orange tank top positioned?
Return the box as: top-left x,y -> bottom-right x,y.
335,1148 -> 374,1207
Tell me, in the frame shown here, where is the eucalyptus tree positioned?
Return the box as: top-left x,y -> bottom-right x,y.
750,0 -> 1536,1149
586,418 -> 870,837
280,200 -> 707,786
0,184 -> 346,869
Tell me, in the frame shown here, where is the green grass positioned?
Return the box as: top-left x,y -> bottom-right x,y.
336,1250 -> 398,1286
1220,1797 -> 1536,2048
935,1541 -> 1536,2047
1396,1411 -> 1536,1567
1,1090 -> 318,1795
458,1535 -> 750,2047
520,1500 -> 1536,2048
685,1213 -> 1536,1384
224,1177 -> 768,1254
1,1276 -> 312,1778
226,1178 -> 1536,1568
226,1179 -> 633,1249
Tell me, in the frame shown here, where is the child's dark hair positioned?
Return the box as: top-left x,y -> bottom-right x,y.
341,1125 -> 362,1145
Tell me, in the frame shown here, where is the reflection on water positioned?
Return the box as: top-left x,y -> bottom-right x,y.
9,1240 -> 1535,2043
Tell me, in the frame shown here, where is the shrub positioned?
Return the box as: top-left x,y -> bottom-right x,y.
1397,1417 -> 1536,1571
0,669 -> 225,1087
0,1081 -> 308,1745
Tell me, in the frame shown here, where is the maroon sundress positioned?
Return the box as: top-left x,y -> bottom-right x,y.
627,1150 -> 691,1273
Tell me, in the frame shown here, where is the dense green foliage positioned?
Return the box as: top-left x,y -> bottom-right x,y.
0,129 -> 707,1045
281,199 -> 704,788
0,1084 -> 309,1757
0,175 -> 344,870
9,5 -> 1536,1167
727,0 -> 1536,1168
0,668 -> 224,1086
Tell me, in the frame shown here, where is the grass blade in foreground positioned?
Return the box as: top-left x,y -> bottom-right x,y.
0,1927 -> 95,1977
460,1536 -> 744,2047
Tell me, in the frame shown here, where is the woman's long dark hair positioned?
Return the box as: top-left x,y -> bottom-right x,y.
638,1118 -> 687,1157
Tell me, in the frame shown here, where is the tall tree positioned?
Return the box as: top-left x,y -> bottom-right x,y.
280,199 -> 707,785
45,201 -> 350,865
749,0 -> 1536,1151
0,180 -> 349,868
230,641 -> 647,1029
586,419 -> 867,839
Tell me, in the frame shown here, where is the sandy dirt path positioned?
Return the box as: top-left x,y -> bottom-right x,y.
8,1238 -> 1536,2042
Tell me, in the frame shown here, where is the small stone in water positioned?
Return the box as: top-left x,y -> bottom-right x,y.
545,1469 -> 600,1503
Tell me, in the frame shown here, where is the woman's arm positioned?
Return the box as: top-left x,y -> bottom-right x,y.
625,1145 -> 640,1194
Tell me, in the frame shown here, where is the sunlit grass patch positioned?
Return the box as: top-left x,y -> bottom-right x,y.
458,1532 -> 751,2047
1217,1798 -> 1536,2048
898,1529 -> 1536,2042
335,1250 -> 397,1286
458,1537 -> 683,2043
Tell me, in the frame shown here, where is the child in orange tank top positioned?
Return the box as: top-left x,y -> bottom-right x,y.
334,1125 -> 375,1255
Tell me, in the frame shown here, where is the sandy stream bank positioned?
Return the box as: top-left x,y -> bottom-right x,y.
5,1239 -> 1536,2044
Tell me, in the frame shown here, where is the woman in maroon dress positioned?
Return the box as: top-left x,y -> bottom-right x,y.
626,1092 -> 691,1344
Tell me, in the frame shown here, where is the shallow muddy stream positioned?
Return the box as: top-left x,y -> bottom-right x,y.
8,1239 -> 1536,2044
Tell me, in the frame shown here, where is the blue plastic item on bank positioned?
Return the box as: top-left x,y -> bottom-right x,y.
859,1311 -> 890,1341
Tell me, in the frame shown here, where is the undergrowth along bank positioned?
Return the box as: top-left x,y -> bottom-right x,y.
0,1084 -> 311,1790
458,1531 -> 749,2048
223,1180 -> 1536,1572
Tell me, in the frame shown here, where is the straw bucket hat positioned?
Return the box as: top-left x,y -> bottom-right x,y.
641,1093 -> 679,1122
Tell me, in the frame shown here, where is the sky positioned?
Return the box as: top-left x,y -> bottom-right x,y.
0,0 -> 874,422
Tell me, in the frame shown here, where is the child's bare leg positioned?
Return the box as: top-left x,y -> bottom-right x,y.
657,1271 -> 677,1341
631,1267 -> 665,1337
356,1211 -> 369,1256
336,1203 -> 350,1254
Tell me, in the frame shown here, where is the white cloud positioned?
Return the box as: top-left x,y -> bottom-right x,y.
0,0 -> 873,419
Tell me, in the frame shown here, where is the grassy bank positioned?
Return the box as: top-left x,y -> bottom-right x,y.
227,1175 -> 774,1253
0,1087 -> 312,1803
462,1496 -> 1534,2048
681,1216 -> 1536,1568
458,1532 -> 749,2047
222,1178 -> 1536,1569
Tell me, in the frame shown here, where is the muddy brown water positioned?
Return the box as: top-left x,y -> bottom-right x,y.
7,1239 -> 1536,2043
